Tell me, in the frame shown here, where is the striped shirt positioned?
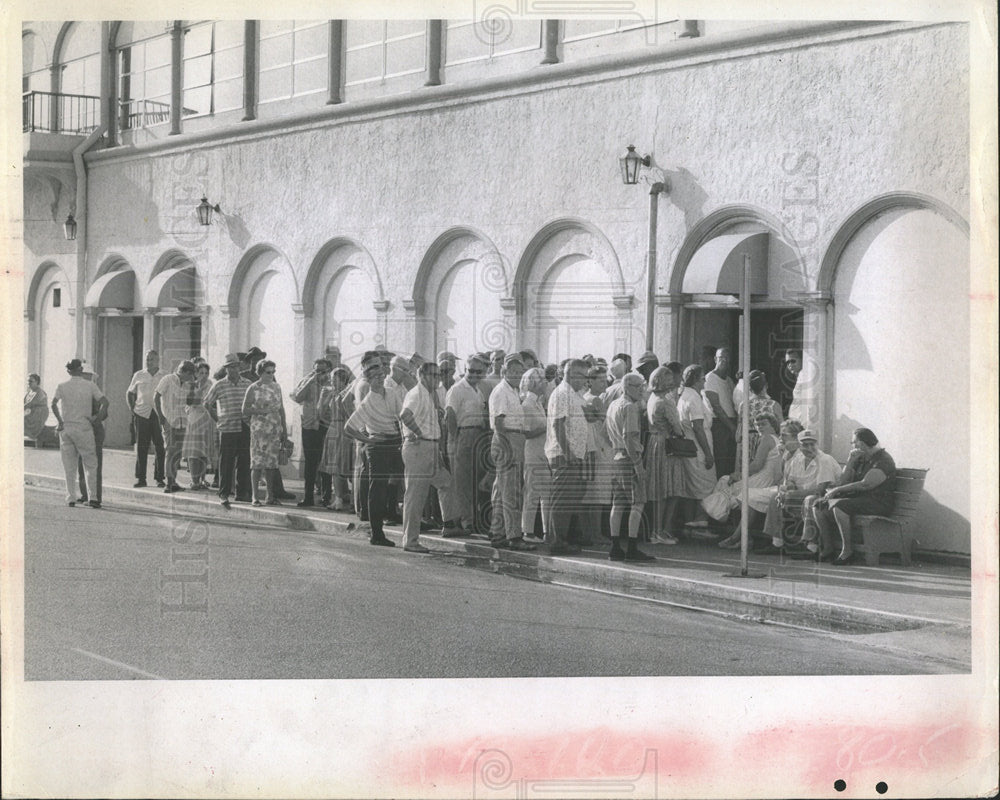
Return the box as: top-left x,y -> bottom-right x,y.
204,376 -> 252,433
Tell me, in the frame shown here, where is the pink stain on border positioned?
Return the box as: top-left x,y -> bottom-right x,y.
392,726 -> 711,788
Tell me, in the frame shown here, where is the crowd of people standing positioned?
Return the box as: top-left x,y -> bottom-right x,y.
40,340 -> 897,566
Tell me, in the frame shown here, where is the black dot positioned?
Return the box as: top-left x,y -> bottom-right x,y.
876,781 -> 888,794
834,779 -> 847,791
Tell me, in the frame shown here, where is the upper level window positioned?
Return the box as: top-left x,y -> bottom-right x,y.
258,20 -> 328,104
562,18 -> 651,42
60,22 -> 102,97
22,30 -> 48,94
444,19 -> 542,65
117,21 -> 172,130
183,20 -> 244,117
344,20 -> 425,86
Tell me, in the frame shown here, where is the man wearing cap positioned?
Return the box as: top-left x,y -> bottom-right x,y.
345,357 -> 404,547
766,428 -> 841,554
399,361 -> 460,552
480,349 -> 505,395
51,358 -> 108,508
606,373 -> 654,562
154,360 -> 197,493
204,354 -> 253,507
290,357 -> 333,507
127,349 -> 166,488
445,354 -> 490,533
487,354 -> 535,551
545,358 -> 591,555
436,351 -> 457,401
704,347 -> 737,478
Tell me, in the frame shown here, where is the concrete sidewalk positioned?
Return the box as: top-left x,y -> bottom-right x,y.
23,445 -> 972,668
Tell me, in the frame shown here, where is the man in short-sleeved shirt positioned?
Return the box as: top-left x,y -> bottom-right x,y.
544,359 -> 591,554
398,362 -> 459,550
204,354 -> 253,506
704,348 -> 737,478
487,355 -> 533,550
51,358 -> 107,506
444,355 -> 489,531
127,349 -> 165,487
605,374 -> 653,562
155,361 -> 196,492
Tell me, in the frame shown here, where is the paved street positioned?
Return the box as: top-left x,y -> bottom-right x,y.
24,487 -> 957,679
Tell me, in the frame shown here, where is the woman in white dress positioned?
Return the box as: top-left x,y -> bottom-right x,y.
676,365 -> 716,521
712,413 -> 783,548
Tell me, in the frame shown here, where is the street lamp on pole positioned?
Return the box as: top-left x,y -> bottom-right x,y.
620,145 -> 669,352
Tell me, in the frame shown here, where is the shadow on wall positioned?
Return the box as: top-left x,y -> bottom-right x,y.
222,213 -> 251,250
662,166 -> 710,232
913,492 -> 971,555
832,299 -> 874,371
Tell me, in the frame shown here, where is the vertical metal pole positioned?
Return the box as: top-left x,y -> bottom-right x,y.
740,253 -> 751,574
646,183 -> 665,352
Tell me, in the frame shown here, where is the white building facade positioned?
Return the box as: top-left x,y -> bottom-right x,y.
22,18 -> 970,552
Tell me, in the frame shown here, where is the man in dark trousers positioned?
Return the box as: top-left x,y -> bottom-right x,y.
126,349 -> 165,488
204,353 -> 253,507
290,357 -> 333,507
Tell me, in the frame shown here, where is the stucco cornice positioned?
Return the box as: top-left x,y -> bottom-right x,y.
85,21 -> 939,168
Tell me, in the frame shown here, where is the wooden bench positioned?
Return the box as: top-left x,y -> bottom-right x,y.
25,425 -> 59,449
851,467 -> 928,566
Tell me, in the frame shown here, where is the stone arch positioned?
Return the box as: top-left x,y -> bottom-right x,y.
514,218 -> 632,361
26,261 -> 73,321
302,238 -> 385,369
227,243 -> 300,316
817,192 -> 969,296
669,204 -> 805,294
302,237 -> 384,318
95,253 -> 132,280
411,227 -> 509,356
412,226 -> 508,315
52,21 -> 76,67
514,217 -> 626,302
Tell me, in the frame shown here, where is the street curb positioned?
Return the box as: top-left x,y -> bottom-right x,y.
24,473 -> 964,637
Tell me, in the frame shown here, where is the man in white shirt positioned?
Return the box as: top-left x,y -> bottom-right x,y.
399,362 -> 460,552
126,349 -> 165,487
445,354 -> 489,532
51,358 -> 108,507
479,349 -> 505,396
545,358 -> 591,555
154,360 -> 196,493
488,354 -> 535,551
606,373 -> 654,562
763,428 -> 841,553
704,347 -> 737,478
345,356 -> 403,547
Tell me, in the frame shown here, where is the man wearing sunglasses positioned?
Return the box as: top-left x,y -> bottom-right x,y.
444,354 -> 490,534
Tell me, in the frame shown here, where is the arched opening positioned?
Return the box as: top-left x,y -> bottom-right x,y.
670,207 -> 804,412
413,228 -> 509,359
827,203 -> 970,552
29,264 -> 75,397
303,239 -> 383,374
514,219 -> 632,364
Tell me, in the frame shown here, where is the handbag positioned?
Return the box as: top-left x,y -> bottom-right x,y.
665,436 -> 698,458
279,438 -> 294,466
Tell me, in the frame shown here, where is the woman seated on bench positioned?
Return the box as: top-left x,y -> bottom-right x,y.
807,427 -> 896,565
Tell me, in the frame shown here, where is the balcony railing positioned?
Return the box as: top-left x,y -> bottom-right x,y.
119,98 -> 172,130
23,90 -> 101,134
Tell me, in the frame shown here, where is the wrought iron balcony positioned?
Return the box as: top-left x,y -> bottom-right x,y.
23,90 -> 101,134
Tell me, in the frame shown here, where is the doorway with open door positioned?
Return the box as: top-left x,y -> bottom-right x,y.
682,306 -> 803,416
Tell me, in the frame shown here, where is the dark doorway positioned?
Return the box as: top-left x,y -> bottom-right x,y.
685,306 -> 803,414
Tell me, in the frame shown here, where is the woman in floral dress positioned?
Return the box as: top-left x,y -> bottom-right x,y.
242,359 -> 287,505
182,361 -> 215,489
